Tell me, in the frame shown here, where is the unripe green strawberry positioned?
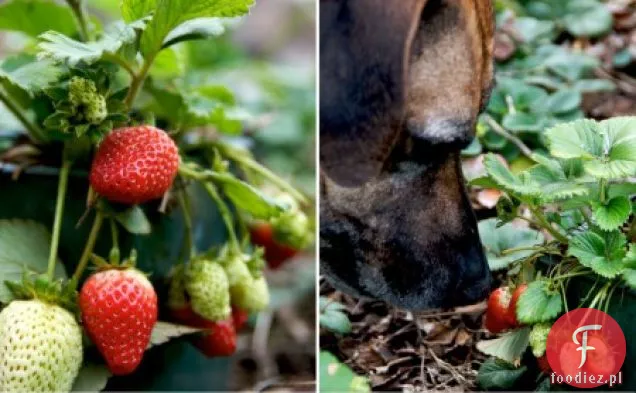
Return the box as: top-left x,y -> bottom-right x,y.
185,259 -> 231,321
0,300 -> 83,392
530,323 -> 552,358
232,276 -> 270,312
223,253 -> 252,288
272,210 -> 312,249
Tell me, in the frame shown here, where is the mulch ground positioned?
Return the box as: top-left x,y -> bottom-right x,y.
321,280 -> 496,391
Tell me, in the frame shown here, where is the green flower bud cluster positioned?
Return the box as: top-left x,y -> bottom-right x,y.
68,76 -> 107,125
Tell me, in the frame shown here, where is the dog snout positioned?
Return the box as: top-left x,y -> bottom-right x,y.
451,241 -> 492,306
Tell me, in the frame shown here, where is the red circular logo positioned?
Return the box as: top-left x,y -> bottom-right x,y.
546,308 -> 626,388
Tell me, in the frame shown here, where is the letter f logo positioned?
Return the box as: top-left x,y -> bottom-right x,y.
573,325 -> 602,368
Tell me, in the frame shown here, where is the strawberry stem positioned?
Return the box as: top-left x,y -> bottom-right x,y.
72,211 -> 104,283
529,206 -> 569,244
203,182 -> 240,252
65,0 -> 91,41
215,142 -> 309,205
0,87 -> 47,143
177,187 -> 195,261
48,159 -> 72,280
109,219 -> 120,265
125,55 -> 155,109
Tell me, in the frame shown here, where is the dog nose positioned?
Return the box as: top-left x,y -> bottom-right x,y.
452,242 -> 492,306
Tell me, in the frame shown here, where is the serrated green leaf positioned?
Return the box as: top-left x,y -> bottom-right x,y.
71,363 -> 111,392
469,176 -> 500,189
0,0 -> 77,37
162,18 -> 228,49
591,196 -> 632,231
0,58 -> 64,97
320,352 -> 370,393
214,175 -> 285,219
545,119 -> 603,160
623,243 -> 636,268
139,0 -> 254,57
477,358 -> 527,390
476,327 -> 531,363
515,280 -> 562,324
38,18 -> 149,66
149,321 -> 203,348
568,231 -> 627,278
478,218 -> 545,271
588,117 -> 636,179
0,220 -> 66,303
539,182 -> 589,202
115,206 -> 152,235
484,154 -> 541,196
623,269 -> 636,289
547,117 -> 636,179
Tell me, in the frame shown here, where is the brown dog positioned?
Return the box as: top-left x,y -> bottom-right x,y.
320,0 -> 495,309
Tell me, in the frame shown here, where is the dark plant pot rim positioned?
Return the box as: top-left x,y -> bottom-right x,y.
1,163 -> 88,178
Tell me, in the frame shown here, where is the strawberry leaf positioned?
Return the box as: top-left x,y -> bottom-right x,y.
0,220 -> 66,303
214,174 -> 286,219
320,351 -> 371,393
547,118 -> 636,179
483,154 -> 541,196
546,119 -> 603,160
0,0 -> 77,37
38,18 -> 149,66
624,269 -> 636,290
71,363 -> 111,392
0,57 -> 64,97
477,358 -> 527,390
320,298 -> 351,334
162,18 -> 229,49
149,47 -> 185,79
476,327 -> 531,363
133,0 -> 254,57
148,321 -> 203,348
591,196 -> 632,231
114,206 -> 152,235
478,218 -> 545,271
568,231 -> 627,278
515,280 -> 562,324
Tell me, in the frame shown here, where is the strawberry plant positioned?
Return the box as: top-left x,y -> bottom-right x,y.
467,7 -> 616,163
0,0 -> 313,390
473,117 -> 636,389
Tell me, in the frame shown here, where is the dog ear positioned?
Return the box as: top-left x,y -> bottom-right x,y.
320,0 -> 429,187
405,0 -> 495,144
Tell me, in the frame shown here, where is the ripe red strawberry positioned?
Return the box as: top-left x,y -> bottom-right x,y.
193,317 -> 237,357
232,307 -> 249,331
89,125 -> 179,205
79,268 -> 158,375
508,284 -> 528,326
484,287 -> 513,333
250,222 -> 298,269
